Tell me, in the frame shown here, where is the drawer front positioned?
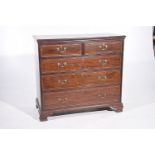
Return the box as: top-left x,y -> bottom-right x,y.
41,55 -> 121,74
42,74 -> 82,90
41,58 -> 82,74
83,55 -> 121,70
42,86 -> 120,110
41,70 -> 120,90
85,40 -> 122,55
82,70 -> 120,87
40,43 -> 82,57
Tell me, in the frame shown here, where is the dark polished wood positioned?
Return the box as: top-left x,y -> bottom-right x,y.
85,40 -> 122,55
40,42 -> 82,58
35,34 -> 125,121
41,70 -> 121,91
42,86 -> 120,110
41,55 -> 121,74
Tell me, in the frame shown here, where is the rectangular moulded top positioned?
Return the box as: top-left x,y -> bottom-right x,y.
33,33 -> 126,42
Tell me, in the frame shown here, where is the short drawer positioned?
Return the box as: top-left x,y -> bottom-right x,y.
41,57 -> 82,74
40,55 -> 121,74
82,70 -> 121,87
85,40 -> 122,55
83,55 -> 121,70
42,86 -> 120,110
40,43 -> 82,57
41,70 -> 121,91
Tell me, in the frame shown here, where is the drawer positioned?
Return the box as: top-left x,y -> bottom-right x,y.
41,55 -> 121,74
42,73 -> 82,90
41,58 -> 82,74
83,55 -> 121,70
82,70 -> 120,87
40,43 -> 82,57
41,70 -> 120,91
42,86 -> 120,110
85,40 -> 122,55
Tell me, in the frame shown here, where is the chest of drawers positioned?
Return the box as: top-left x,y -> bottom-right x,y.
35,34 -> 125,121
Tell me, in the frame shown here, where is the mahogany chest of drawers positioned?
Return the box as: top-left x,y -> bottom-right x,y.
35,34 -> 125,121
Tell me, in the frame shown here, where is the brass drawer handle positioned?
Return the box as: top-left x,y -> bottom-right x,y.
56,47 -> 61,51
57,62 -> 68,68
63,47 -> 67,50
98,44 -> 108,51
99,59 -> 108,65
58,97 -> 68,102
98,93 -> 107,98
58,79 -> 68,85
98,75 -> 107,81
56,46 -> 67,53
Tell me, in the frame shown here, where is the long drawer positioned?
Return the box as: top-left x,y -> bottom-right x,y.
42,86 -> 120,110
41,70 -> 121,91
41,55 -> 122,74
